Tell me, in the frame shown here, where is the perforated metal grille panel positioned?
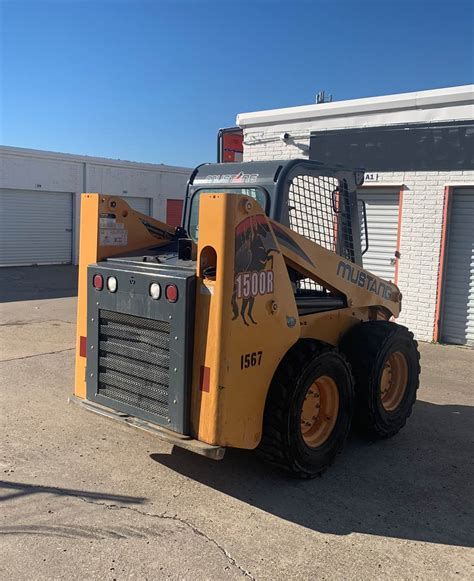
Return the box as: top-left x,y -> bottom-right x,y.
288,175 -> 354,291
97,310 -> 170,417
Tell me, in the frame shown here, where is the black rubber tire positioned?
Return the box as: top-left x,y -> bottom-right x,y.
340,320 -> 421,439
258,340 -> 355,478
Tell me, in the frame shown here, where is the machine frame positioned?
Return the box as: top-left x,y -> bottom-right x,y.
72,159 -> 404,465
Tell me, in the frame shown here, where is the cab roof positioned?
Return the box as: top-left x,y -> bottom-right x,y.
189,159 -> 365,192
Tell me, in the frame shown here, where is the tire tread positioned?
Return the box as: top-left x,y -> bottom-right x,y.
259,341 -> 353,478
341,321 -> 421,438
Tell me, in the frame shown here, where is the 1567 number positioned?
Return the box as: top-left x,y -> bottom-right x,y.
240,351 -> 263,369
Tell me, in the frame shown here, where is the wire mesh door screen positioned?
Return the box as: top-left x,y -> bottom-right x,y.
288,174 -> 354,292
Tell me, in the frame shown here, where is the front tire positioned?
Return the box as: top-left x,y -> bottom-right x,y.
341,321 -> 420,438
259,341 -> 355,478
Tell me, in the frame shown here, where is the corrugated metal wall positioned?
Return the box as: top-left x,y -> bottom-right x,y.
440,188 -> 474,346
358,191 -> 400,281
0,148 -> 191,266
124,196 -> 151,215
0,190 -> 72,266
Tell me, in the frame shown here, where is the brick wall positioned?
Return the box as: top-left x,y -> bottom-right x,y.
242,127 -> 474,341
376,170 -> 474,341
243,129 -> 311,161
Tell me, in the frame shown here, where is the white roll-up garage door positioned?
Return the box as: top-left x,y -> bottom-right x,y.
0,189 -> 73,267
358,191 -> 400,282
124,196 -> 151,215
440,188 -> 474,346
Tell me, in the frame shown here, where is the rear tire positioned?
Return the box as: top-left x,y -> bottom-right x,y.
258,341 -> 355,478
340,321 -> 420,438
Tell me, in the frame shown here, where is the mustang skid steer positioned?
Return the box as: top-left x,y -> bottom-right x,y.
71,159 -> 420,478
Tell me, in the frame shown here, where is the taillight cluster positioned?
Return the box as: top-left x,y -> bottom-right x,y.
149,282 -> 161,300
92,274 -> 178,302
93,274 -> 117,293
149,282 -> 178,303
165,284 -> 178,303
92,274 -> 104,290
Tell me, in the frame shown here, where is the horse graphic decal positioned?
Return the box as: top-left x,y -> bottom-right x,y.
232,215 -> 278,326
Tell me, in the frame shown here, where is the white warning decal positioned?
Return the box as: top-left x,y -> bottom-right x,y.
100,228 -> 128,246
100,217 -> 115,228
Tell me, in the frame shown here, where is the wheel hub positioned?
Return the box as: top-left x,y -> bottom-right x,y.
300,375 -> 339,448
380,351 -> 408,411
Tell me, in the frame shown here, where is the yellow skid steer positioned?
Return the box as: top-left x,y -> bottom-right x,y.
71,160 -> 420,477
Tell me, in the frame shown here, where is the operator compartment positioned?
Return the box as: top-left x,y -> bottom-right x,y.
85,255 -> 196,434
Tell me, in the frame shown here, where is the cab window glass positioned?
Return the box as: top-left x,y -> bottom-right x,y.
188,188 -> 267,241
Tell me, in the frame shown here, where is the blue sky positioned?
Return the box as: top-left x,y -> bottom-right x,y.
1,0 -> 472,168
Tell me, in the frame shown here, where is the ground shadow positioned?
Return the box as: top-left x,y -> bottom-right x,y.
0,480 -> 145,505
0,265 -> 78,302
151,400 -> 474,548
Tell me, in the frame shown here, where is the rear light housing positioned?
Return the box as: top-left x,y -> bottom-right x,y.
165,284 -> 178,303
93,274 -> 103,290
107,276 -> 118,293
79,335 -> 87,358
149,282 -> 161,300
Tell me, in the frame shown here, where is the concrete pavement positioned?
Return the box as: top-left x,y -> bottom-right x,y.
1,266 -> 473,579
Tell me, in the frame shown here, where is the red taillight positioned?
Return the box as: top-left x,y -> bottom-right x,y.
93,274 -> 104,290
79,336 -> 87,358
165,284 -> 178,302
200,365 -> 210,392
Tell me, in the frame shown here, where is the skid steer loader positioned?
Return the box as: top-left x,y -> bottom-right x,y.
71,159 -> 420,478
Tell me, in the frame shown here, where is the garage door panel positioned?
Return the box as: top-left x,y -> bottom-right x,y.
358,191 -> 400,282
442,282 -> 474,292
124,196 -> 151,215
440,188 -> 474,346
443,274 -> 474,284
362,256 -> 390,263
366,242 -> 397,250
364,232 -> 398,240
166,199 -> 184,227
0,190 -> 72,266
443,312 -> 471,323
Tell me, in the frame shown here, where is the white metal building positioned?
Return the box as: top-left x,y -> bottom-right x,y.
237,85 -> 474,346
0,146 -> 190,268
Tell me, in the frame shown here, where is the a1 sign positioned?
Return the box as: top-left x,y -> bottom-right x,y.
365,172 -> 379,182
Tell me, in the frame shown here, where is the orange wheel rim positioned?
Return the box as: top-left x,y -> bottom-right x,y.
300,375 -> 339,448
380,351 -> 408,411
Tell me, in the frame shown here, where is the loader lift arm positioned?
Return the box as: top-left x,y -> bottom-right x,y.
269,217 -> 401,317
74,194 -> 183,401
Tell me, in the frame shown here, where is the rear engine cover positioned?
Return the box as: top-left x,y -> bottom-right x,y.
85,262 -> 195,434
